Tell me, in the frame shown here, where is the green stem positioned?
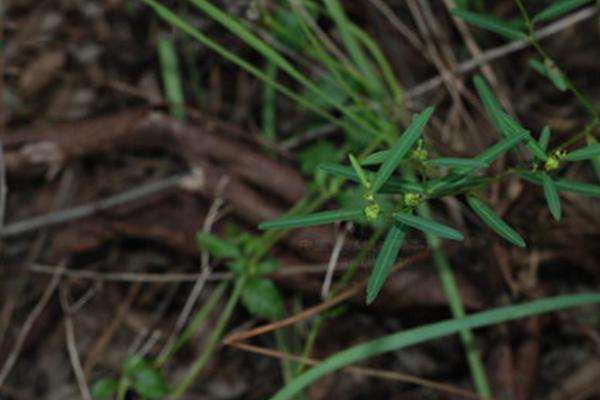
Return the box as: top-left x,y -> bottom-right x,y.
170,275 -> 247,400
156,281 -> 229,368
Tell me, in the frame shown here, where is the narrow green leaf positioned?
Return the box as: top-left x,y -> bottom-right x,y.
498,111 -> 548,160
466,196 -> 526,247
269,293 -> 600,400
318,163 -> 425,193
532,0 -> 593,23
157,35 -> 185,119
425,157 -> 488,170
349,153 -> 370,188
361,150 -> 389,166
529,58 -> 548,76
366,223 -> 407,304
259,208 -> 363,230
544,58 -> 567,91
242,278 -> 285,320
520,172 -> 600,197
565,143 -> 600,161
371,107 -> 434,193
393,212 -> 464,241
539,126 -> 551,151
472,130 -> 528,166
197,232 -> 241,259
451,9 -> 526,40
541,172 -> 562,221
473,75 -> 505,133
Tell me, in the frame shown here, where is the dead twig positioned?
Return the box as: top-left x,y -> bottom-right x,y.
59,284 -> 93,400
0,264 -> 64,385
0,174 -> 186,238
230,341 -> 483,400
405,6 -> 597,99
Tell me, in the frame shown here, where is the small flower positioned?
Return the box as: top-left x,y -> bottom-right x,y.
364,203 -> 380,222
404,192 -> 422,207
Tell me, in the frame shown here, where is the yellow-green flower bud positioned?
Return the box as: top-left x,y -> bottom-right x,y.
404,192 -> 421,207
364,203 -> 380,222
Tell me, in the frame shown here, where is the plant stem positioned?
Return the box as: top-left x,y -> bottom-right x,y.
417,202 -> 492,400
170,275 -> 247,400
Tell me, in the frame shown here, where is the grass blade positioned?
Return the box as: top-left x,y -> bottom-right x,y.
371,107 -> 434,193
366,223 -> 407,304
451,9 -> 526,40
425,157 -> 488,170
532,0 -> 594,23
393,212 -> 464,241
541,172 -> 562,221
269,293 -> 600,400
323,0 -> 382,95
466,196 -> 526,247
565,143 -> 600,161
539,126 -> 551,151
259,208 -> 363,230
157,35 -> 185,119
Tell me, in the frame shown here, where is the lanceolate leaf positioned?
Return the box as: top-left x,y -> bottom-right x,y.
361,150 -> 389,166
520,172 -> 600,197
499,111 -> 547,160
539,126 -> 551,151
529,58 -> 548,76
393,212 -> 464,241
451,9 -> 526,40
532,0 -> 594,23
318,163 -> 425,193
366,223 -> 407,304
425,157 -> 488,170
541,172 -> 562,221
371,107 -> 434,193
349,153 -> 370,188
544,58 -> 567,91
565,143 -> 600,161
466,196 -> 526,247
472,131 -> 528,166
473,75 -> 505,133
259,208 -> 363,229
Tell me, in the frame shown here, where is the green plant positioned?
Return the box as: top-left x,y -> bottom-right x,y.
141,1 -> 600,399
91,355 -> 168,400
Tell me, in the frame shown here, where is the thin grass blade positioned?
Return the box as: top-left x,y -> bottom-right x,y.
157,35 -> 185,119
393,212 -> 464,241
366,223 -> 407,304
371,107 -> 434,193
269,293 -> 600,400
451,9 -> 526,40
541,172 -> 562,221
259,208 -> 363,230
565,143 -> 600,161
532,0 -> 594,23
466,195 -> 526,247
